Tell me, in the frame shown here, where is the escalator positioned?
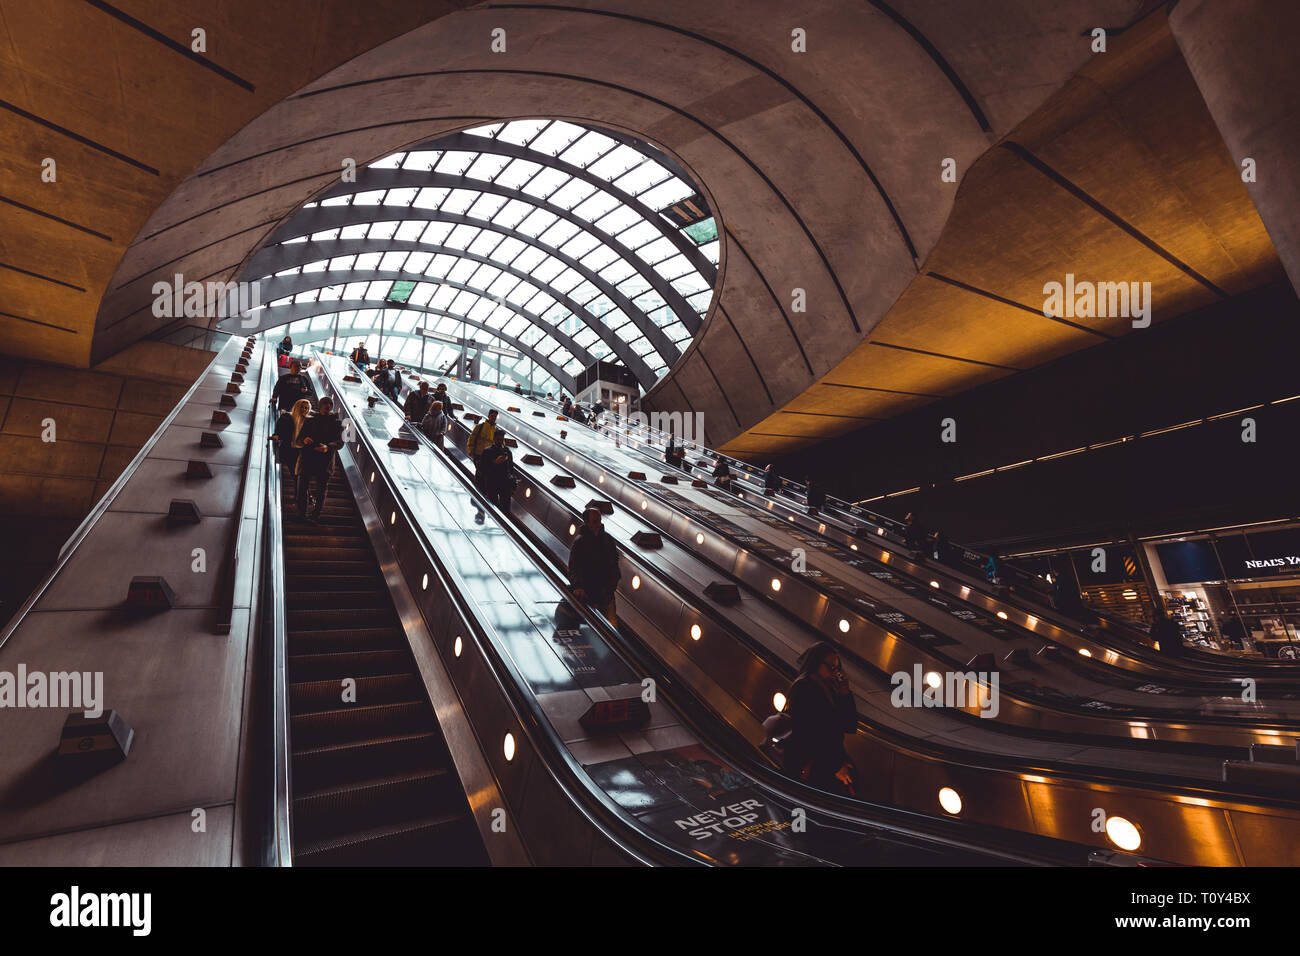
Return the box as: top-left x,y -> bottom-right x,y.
279,466 -> 487,866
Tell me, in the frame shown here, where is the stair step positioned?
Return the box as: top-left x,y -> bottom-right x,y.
293,731 -> 449,791
288,560 -> 376,576
292,768 -> 461,844
288,627 -> 407,653
290,575 -> 386,592
289,673 -> 423,712
289,649 -> 413,680
293,813 -> 484,867
286,589 -> 388,610
288,608 -> 398,631
291,700 -> 429,748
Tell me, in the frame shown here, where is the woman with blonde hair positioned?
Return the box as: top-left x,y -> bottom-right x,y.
272,398 -> 312,473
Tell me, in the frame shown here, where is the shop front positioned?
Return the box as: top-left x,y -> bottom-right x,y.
1146,525 -> 1300,659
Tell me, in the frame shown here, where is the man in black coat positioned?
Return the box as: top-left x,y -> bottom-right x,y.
403,381 -> 434,423
271,358 -> 312,412
295,396 -> 344,522
479,431 -> 516,514
350,342 -> 370,369
1151,610 -> 1184,657
568,507 -> 621,626
763,464 -> 780,495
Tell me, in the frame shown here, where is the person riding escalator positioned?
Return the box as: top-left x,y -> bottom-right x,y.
294,395 -> 344,524
479,430 -> 516,515
783,642 -> 858,796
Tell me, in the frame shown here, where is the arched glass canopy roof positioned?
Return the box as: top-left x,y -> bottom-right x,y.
230,119 -> 721,396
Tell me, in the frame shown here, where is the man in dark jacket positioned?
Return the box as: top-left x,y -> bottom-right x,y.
569,507 -> 621,626
432,384 -> 455,420
403,381 -> 434,423
712,457 -> 733,490
805,477 -> 826,515
271,358 -> 312,412
350,342 -> 370,369
479,431 -> 516,514
784,643 -> 858,795
763,464 -> 780,495
1151,610 -> 1184,657
295,396 -> 344,522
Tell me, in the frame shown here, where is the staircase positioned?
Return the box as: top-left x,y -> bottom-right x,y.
280,468 -> 487,866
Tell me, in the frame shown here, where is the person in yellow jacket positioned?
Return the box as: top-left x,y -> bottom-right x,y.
466,408 -> 500,485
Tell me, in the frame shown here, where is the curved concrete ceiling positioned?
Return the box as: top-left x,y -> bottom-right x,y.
0,0 -> 474,365
21,0 -> 1236,457
715,10 -> 1284,457
78,0 -> 1155,423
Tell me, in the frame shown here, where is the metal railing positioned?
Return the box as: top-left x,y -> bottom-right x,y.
261,355 -> 294,866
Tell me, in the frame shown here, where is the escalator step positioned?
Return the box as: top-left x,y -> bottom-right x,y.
291,700 -> 429,748
285,534 -> 367,549
288,627 -> 407,653
290,575 -> 385,591
286,590 -> 388,609
287,608 -> 398,631
293,812 -> 484,867
288,649 -> 411,680
293,731 -> 449,791
289,560 -> 376,576
289,673 -> 423,713
293,768 -> 461,844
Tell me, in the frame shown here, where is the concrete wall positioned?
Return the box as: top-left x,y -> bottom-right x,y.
0,341 -> 216,624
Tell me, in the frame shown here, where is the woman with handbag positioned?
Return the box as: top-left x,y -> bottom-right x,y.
783,642 -> 859,796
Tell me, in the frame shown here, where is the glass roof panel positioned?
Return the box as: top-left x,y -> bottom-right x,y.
252,120 -> 720,394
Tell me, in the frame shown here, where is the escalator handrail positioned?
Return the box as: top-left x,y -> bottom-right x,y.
314,353 -> 707,866
261,354 -> 294,866
578,399 -> 1069,598
0,337 -> 240,649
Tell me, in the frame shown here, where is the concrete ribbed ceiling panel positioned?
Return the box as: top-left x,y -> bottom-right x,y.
9,0 -> 1177,449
